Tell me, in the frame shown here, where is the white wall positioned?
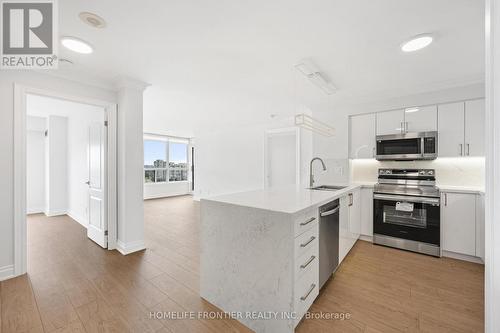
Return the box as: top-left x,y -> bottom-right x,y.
45,116 -> 68,216
144,182 -> 191,199
194,116 -> 313,199
26,116 -> 46,214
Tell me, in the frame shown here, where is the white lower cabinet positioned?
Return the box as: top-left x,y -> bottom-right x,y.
339,188 -> 361,264
360,187 -> 374,237
441,192 -> 482,257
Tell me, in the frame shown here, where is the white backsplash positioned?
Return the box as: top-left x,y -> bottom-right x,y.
314,158 -> 350,185
350,157 -> 485,187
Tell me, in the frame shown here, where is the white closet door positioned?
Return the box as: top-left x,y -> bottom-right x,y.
438,102 -> 465,157
87,122 -> 108,248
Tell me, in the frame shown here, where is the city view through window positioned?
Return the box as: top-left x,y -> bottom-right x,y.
144,139 -> 188,183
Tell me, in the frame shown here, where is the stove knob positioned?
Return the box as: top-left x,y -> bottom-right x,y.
427,170 -> 434,175
419,170 -> 425,175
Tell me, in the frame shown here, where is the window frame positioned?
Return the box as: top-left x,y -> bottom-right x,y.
143,135 -> 189,184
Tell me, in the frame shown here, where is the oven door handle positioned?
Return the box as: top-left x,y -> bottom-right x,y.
373,194 -> 440,205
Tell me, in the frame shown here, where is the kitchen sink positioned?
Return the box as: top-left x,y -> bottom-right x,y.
310,185 -> 347,191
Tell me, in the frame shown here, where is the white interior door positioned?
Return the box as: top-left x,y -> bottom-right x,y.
87,121 -> 107,248
265,129 -> 299,188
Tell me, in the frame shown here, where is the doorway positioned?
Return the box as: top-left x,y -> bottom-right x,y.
26,94 -> 109,250
264,128 -> 300,188
13,84 -> 118,276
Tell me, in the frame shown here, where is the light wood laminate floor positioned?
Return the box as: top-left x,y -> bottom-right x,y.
1,195 -> 484,332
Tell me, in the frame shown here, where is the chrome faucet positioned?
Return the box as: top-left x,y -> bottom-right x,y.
309,157 -> 327,188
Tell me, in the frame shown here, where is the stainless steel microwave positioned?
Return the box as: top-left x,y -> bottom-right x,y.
376,131 -> 438,161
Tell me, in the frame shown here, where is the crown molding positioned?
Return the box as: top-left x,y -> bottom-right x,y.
114,76 -> 151,91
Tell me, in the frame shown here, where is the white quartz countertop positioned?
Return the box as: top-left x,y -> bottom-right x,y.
202,183 -> 364,214
437,185 -> 485,194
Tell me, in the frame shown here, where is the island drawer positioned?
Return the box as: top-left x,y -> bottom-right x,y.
294,223 -> 319,259
294,259 -> 319,326
294,240 -> 319,281
293,207 -> 318,237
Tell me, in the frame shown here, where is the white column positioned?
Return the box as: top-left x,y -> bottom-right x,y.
485,1 -> 500,332
115,77 -> 149,254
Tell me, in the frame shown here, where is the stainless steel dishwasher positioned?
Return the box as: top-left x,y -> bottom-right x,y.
319,199 -> 340,289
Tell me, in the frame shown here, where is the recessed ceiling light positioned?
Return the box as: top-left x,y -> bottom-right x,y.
61,36 -> 93,54
405,108 -> 419,113
79,12 -> 106,28
401,34 -> 433,52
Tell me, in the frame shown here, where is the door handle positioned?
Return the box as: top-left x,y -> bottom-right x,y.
320,207 -> 339,217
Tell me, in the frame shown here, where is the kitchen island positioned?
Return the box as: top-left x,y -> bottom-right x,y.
200,185 -> 362,333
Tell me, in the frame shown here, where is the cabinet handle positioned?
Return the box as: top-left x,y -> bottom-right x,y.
372,147 -> 376,158
348,193 -> 353,206
444,193 -> 448,206
300,217 -> 316,226
300,236 -> 316,248
459,144 -> 463,156
300,255 -> 316,269
300,284 -> 316,301
466,143 -> 470,156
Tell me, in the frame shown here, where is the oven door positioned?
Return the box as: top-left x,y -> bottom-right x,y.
376,137 -> 422,160
373,193 -> 440,246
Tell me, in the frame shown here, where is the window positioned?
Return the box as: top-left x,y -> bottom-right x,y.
169,142 -> 188,181
144,136 -> 189,183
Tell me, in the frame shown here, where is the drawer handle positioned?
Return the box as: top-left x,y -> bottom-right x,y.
300,255 -> 316,269
300,217 -> 316,226
300,283 -> 316,301
300,236 -> 316,248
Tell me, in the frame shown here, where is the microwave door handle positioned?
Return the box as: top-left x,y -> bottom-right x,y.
421,137 -> 425,157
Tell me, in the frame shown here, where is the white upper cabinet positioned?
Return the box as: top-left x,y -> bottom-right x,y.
438,102 -> 465,157
464,99 -> 485,156
404,105 -> 437,132
349,113 -> 376,159
436,99 -> 485,157
376,109 -> 405,135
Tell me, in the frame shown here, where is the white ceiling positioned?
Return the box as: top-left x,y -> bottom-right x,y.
57,0 -> 485,136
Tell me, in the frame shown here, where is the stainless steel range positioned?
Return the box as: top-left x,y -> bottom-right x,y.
373,168 -> 441,257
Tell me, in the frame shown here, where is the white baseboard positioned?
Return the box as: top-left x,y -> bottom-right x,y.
144,192 -> 191,200
116,240 -> 146,255
442,250 -> 484,264
45,210 -> 67,217
0,265 -> 14,281
359,234 -> 373,242
27,207 -> 44,214
67,211 -> 88,229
